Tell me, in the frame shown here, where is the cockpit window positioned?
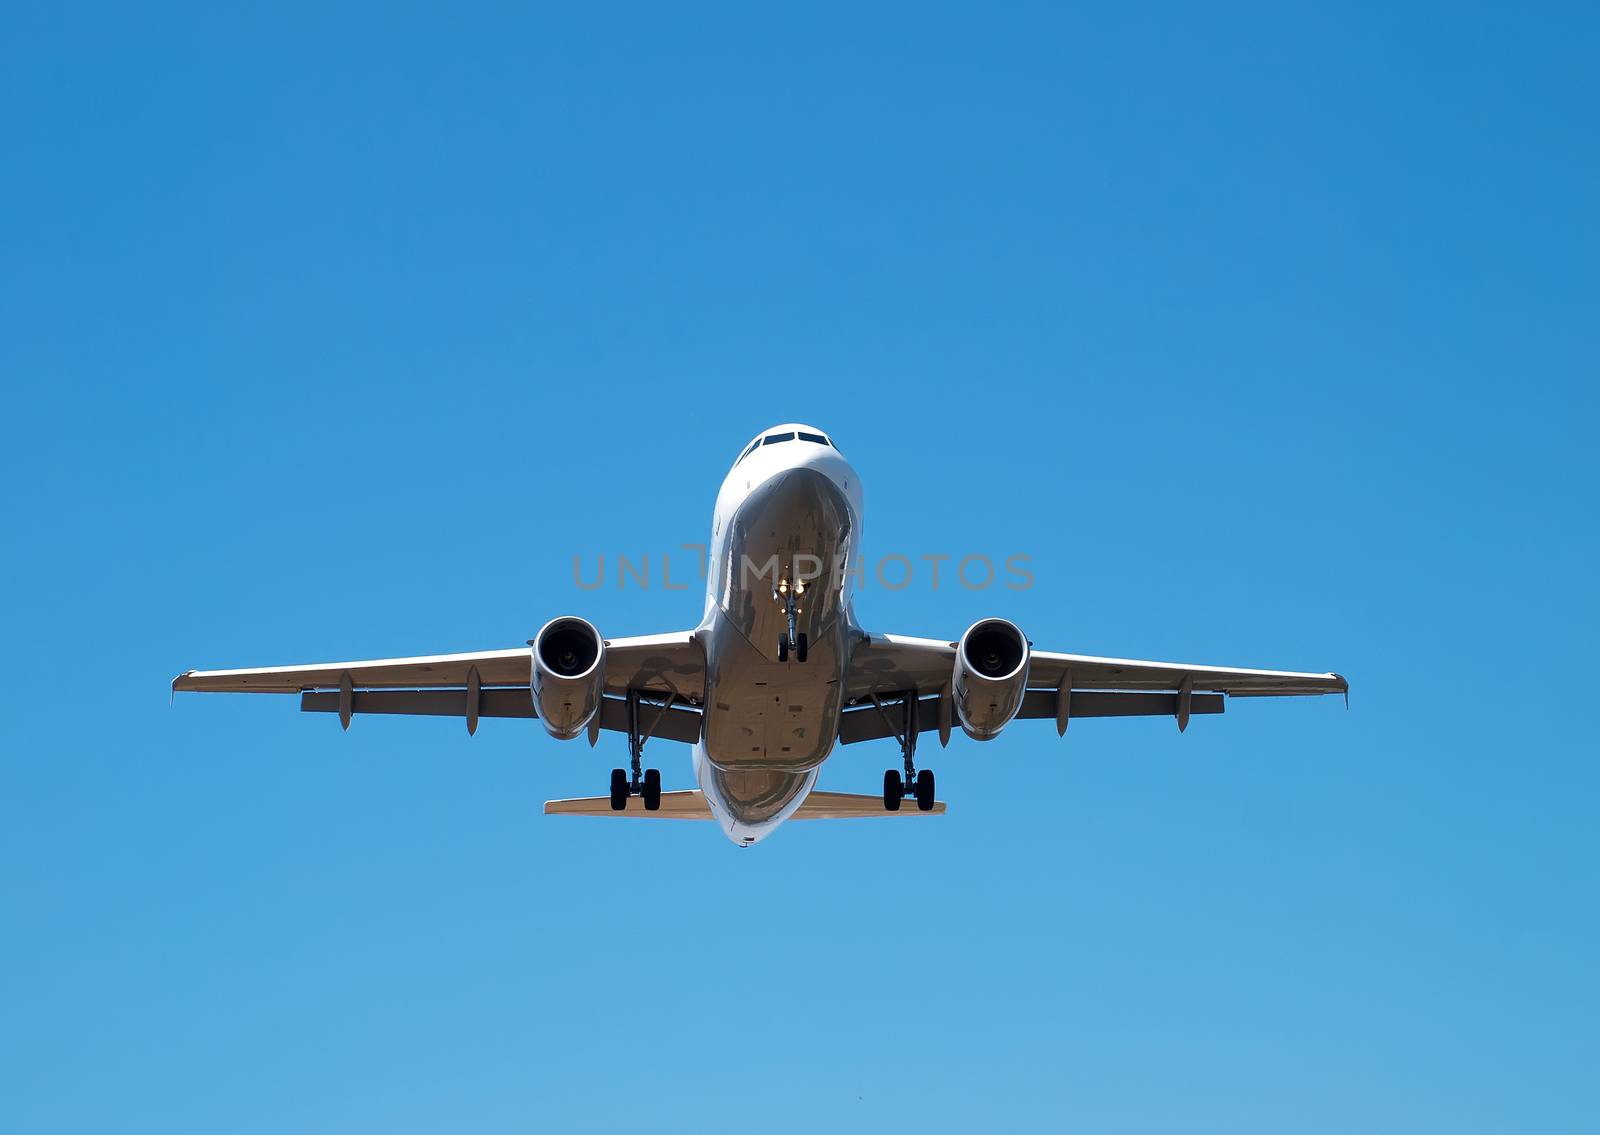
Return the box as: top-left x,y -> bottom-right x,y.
738,431 -> 840,463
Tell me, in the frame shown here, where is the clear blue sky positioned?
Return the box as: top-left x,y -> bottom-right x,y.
2,2 -> 1596,1131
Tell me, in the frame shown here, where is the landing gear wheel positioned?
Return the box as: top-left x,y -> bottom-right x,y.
609,768 -> 629,811
643,768 -> 662,811
915,769 -> 936,812
883,769 -> 904,811
777,634 -> 790,662
796,633 -> 808,663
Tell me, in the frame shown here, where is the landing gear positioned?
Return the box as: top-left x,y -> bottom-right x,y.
880,768 -> 935,811
609,689 -> 668,810
871,691 -> 936,811
607,765 -> 663,810
777,632 -> 808,663
775,573 -> 808,663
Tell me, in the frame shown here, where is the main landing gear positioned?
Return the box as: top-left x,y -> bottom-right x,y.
871,692 -> 936,812
609,689 -> 665,811
882,768 -> 935,813
774,573 -> 809,663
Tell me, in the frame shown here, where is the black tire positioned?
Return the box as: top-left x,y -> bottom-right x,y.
643,768 -> 662,811
883,769 -> 903,811
915,769 -> 936,812
796,633 -> 808,663
609,768 -> 629,811
778,634 -> 790,662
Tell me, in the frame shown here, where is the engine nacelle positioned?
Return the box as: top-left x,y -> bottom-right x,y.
532,616 -> 606,740
953,618 -> 1031,741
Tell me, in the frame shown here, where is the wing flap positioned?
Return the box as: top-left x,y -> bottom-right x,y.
836,689 -> 1225,744
301,688 -> 534,719
300,689 -> 704,743
1015,688 -> 1224,719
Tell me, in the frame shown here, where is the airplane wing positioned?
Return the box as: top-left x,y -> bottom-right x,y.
173,632 -> 703,698
173,631 -> 707,738
840,631 -> 1344,743
846,633 -> 1346,698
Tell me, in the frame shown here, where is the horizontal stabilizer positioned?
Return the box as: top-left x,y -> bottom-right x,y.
545,791 -> 713,820
544,790 -> 945,819
794,790 -> 946,819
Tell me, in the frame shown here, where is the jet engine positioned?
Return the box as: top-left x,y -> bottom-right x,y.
953,618 -> 1031,740
532,616 -> 606,740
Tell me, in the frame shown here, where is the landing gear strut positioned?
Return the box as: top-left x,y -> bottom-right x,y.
872,692 -> 936,812
609,689 -> 666,811
774,574 -> 808,663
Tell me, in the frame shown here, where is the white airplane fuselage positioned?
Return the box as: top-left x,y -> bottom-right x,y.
691,423 -> 864,845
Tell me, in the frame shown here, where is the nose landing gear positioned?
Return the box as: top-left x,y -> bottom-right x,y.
774,574 -> 809,663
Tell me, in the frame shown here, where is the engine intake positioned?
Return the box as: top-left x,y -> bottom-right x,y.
953,618 -> 1031,740
532,616 -> 605,740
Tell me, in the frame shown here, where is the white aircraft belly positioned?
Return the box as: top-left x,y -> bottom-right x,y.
700,619 -> 844,769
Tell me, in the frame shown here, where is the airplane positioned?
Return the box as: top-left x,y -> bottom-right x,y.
173,422 -> 1347,847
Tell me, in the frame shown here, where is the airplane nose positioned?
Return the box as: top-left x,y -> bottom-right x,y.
755,466 -> 850,517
